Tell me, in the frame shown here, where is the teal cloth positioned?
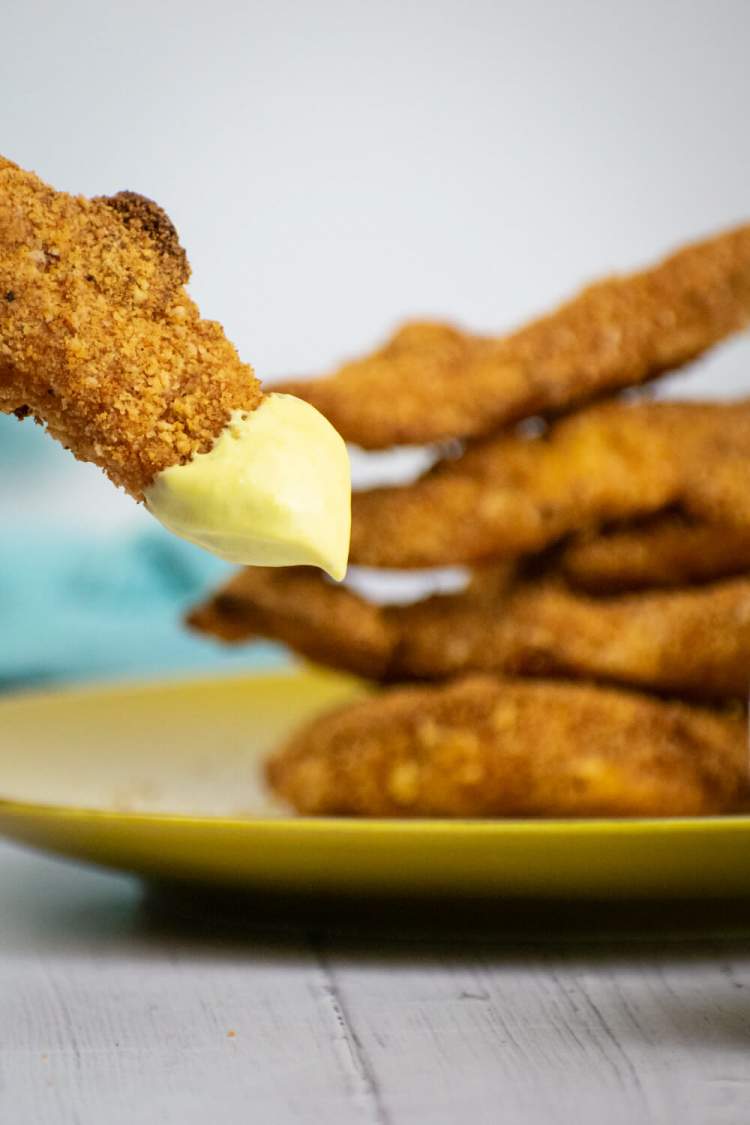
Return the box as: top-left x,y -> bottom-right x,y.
0,527 -> 288,690
1,414 -> 288,688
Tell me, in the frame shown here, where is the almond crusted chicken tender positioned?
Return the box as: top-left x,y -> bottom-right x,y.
349,400 -> 750,568
395,575 -> 750,700
188,564 -> 397,678
189,565 -> 750,699
561,516 -> 750,593
267,677 -> 747,817
279,223 -> 750,448
0,157 -> 261,497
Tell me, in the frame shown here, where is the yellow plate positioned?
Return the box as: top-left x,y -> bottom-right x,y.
1,668 -> 750,900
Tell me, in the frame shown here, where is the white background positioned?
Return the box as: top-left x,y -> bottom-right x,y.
2,0 -> 750,530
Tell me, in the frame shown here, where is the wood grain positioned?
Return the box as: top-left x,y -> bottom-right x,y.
1,841 -> 750,1124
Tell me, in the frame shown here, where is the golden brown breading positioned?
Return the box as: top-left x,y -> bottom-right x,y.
561,515 -> 750,593
349,400 -> 750,567
0,157 -> 261,497
188,565 -> 750,699
189,564 -> 397,678
395,575 -> 750,700
267,676 -> 747,817
187,565 -> 517,678
278,223 -> 750,448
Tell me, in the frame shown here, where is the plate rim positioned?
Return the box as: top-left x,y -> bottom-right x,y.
2,797 -> 750,837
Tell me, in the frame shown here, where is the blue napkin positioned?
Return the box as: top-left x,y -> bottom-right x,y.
0,526 -> 288,691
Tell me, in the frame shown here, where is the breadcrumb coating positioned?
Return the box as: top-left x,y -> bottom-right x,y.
0,158 -> 261,497
392,574 -> 750,700
561,515 -> 750,593
188,564 -> 750,700
349,399 -> 750,567
278,223 -> 750,448
189,564 -> 397,677
267,676 -> 747,817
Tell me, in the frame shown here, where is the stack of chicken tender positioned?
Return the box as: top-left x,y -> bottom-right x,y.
190,225 -> 750,819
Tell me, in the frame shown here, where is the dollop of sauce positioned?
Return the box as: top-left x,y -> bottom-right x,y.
145,393 -> 351,580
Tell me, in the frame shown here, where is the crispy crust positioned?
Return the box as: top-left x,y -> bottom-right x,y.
187,565 -> 516,679
278,223 -> 750,448
561,515 -> 750,593
267,676 -> 747,817
188,564 -> 750,700
348,399 -> 750,567
188,565 -> 398,678
0,159 -> 261,497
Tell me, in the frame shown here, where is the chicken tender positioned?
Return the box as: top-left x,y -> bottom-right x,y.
267,676 -> 747,817
189,563 -> 397,678
189,565 -> 750,699
349,399 -> 750,567
278,223 -> 750,448
0,156 -> 261,497
187,565 -> 515,679
561,516 -> 750,593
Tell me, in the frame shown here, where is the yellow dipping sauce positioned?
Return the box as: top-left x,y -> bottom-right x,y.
145,393 -> 351,580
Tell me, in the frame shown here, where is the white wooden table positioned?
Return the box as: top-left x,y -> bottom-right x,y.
2,839 -> 750,1125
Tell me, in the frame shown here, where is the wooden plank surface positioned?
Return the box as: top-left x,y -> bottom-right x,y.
1,840 -> 750,1124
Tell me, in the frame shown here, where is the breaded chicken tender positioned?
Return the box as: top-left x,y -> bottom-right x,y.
561,515 -> 750,593
189,564 -> 398,677
188,565 -> 750,699
0,157 -> 261,497
267,676 -> 747,817
349,399 -> 750,567
278,223 -> 750,448
187,565 -> 516,678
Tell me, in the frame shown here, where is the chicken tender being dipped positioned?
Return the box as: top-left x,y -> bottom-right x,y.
0,157 -> 350,579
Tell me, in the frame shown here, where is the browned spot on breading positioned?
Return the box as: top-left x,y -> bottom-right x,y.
100,191 -> 190,285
